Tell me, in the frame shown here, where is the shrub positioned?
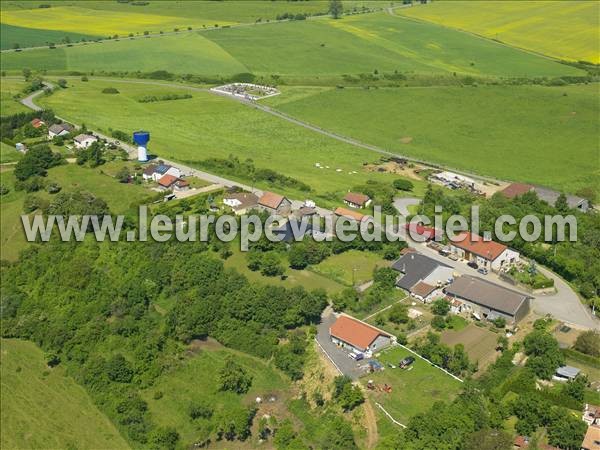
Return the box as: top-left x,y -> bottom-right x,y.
101,87 -> 119,94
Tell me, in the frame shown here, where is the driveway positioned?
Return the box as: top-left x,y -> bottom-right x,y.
316,308 -> 370,380
393,197 -> 420,216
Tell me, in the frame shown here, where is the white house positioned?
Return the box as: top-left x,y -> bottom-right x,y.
73,134 -> 98,149
449,232 -> 520,271
142,164 -> 181,182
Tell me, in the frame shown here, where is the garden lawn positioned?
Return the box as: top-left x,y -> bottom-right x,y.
399,1 -> 600,64
141,344 -> 290,446
0,339 -> 129,450
36,79 -> 420,201
221,247 -> 345,294
0,78 -> 29,115
268,84 -> 600,195
364,345 -> 462,423
311,249 -> 388,286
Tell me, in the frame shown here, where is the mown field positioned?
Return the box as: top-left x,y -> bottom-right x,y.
399,1 -> 600,64
441,323 -> 500,371
1,11 -> 584,78
364,346 -> 462,424
36,79 -> 421,201
267,84 -> 600,195
311,249 -> 388,286
0,23 -> 96,50
1,339 -> 130,450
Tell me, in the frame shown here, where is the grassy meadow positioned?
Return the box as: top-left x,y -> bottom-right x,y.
399,1 -> 600,64
1,141 -> 23,163
0,78 -> 29,115
1,10 -> 584,78
1,339 -> 129,450
267,84 -> 600,195
0,23 -> 96,50
36,79 -> 423,201
311,249 -> 388,286
0,162 -> 156,261
141,343 -> 290,446
364,346 -> 462,423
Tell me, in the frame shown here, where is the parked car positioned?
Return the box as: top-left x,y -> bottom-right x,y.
448,254 -> 459,261
477,267 -> 489,275
349,352 -> 364,361
438,248 -> 450,257
399,356 -> 415,369
467,261 -> 478,269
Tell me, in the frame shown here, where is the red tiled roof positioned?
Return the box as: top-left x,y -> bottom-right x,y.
334,207 -> 366,222
330,315 -> 390,351
259,192 -> 285,209
500,183 -> 534,199
450,232 -> 507,261
158,174 -> 178,187
410,281 -> 436,298
31,118 -> 45,128
514,436 -> 529,448
343,192 -> 370,206
405,223 -> 441,240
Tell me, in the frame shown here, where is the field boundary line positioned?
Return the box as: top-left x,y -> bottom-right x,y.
374,402 -> 407,428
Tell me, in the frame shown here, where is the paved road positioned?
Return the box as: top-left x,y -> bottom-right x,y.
393,197 -> 420,216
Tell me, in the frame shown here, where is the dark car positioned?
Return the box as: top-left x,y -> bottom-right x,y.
467,261 -> 478,269
399,356 -> 415,369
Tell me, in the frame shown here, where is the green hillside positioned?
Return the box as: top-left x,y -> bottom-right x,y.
1,339 -> 130,450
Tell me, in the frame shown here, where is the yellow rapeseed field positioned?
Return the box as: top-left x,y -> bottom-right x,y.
399,1 -> 599,63
0,6 -> 233,37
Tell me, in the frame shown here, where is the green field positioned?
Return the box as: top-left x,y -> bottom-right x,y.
36,79 -> 420,201
0,162 -> 155,261
141,342 -> 290,446
0,78 -> 29,115
1,339 -> 129,450
311,249 -> 388,286
399,1 -> 600,64
364,346 -> 462,423
0,23 -> 97,50
0,141 -> 23,163
1,11 -> 583,78
267,84 -> 600,195
222,247 -> 346,294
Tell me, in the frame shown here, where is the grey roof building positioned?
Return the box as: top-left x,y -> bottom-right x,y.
392,252 -> 453,291
534,186 -> 589,212
444,275 -> 531,324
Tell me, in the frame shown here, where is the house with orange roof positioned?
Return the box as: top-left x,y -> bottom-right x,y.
449,232 -> 520,271
258,191 -> 292,216
329,314 -> 393,354
334,207 -> 366,222
343,192 -> 371,209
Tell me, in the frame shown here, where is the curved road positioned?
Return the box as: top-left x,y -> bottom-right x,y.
20,79 -> 599,330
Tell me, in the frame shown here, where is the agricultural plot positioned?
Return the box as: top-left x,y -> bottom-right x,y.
1,339 -> 129,450
2,11 -> 584,78
205,12 -> 583,78
441,323 -> 500,371
36,79 -> 416,200
399,1 -> 600,64
0,23 -> 96,50
364,346 -> 462,424
268,84 -> 600,195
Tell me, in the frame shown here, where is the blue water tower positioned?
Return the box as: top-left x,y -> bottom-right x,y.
133,131 -> 150,162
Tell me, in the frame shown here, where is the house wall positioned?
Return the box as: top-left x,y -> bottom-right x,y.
277,198 -> 292,216
368,335 -> 391,352
491,248 -> 520,271
165,167 -> 181,178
